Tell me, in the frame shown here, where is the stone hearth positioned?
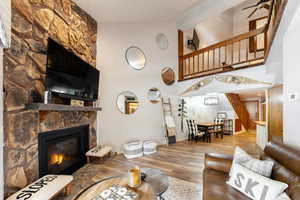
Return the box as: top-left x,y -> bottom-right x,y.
3,0 -> 98,197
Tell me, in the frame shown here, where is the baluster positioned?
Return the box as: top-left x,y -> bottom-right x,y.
184,59 -> 186,76
219,47 -> 221,68
246,39 -> 249,62
231,43 -> 234,65
193,55 -> 195,74
254,36 -> 257,59
207,50 -> 210,70
188,57 -> 191,75
225,45 -> 227,66
183,59 -> 186,76
183,59 -> 185,76
202,52 -> 205,71
197,55 -> 200,73
213,49 -> 215,69
238,40 -> 241,63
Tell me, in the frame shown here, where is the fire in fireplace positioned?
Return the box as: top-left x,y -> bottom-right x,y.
50,153 -> 64,165
38,125 -> 89,177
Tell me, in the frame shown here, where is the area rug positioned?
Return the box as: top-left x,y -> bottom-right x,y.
161,177 -> 202,200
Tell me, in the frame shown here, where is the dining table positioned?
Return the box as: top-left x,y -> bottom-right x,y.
196,123 -> 224,143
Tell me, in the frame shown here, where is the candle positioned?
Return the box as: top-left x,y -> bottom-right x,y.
128,166 -> 141,188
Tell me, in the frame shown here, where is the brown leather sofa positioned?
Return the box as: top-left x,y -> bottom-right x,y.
203,142 -> 300,200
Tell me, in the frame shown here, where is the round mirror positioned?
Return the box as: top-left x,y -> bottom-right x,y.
161,67 -> 175,85
125,47 -> 146,70
156,33 -> 169,50
116,91 -> 139,115
147,88 -> 161,104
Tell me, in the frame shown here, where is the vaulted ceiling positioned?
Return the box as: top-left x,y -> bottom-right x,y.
73,0 -> 203,23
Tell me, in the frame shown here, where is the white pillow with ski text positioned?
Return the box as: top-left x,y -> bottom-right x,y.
227,163 -> 288,200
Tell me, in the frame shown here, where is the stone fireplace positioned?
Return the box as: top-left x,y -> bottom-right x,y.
3,0 -> 98,197
38,125 -> 89,177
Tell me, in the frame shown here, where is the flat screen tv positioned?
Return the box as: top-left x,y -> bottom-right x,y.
46,39 -> 99,102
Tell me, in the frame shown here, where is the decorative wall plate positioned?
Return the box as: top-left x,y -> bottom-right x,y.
156,33 -> 169,50
161,67 -> 175,85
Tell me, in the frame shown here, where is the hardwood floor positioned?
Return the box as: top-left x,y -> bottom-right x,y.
57,132 -> 260,200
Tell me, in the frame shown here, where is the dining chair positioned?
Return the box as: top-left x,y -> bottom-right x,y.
186,119 -> 205,142
212,118 -> 224,139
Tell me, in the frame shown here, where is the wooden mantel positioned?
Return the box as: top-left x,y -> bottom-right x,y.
25,103 -> 102,112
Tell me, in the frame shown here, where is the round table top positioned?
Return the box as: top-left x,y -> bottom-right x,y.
141,168 -> 169,196
74,176 -> 156,200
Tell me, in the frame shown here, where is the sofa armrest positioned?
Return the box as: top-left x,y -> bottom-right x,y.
204,153 -> 233,173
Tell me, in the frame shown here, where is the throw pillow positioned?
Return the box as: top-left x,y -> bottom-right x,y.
276,193 -> 291,200
227,163 -> 288,200
230,147 -> 274,178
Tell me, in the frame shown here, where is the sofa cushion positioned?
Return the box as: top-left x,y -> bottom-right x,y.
227,163 -> 288,200
203,169 -> 251,200
230,147 -> 274,178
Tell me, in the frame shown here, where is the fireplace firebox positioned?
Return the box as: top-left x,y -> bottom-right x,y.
38,125 -> 89,177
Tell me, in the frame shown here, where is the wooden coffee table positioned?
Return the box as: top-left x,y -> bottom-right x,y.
74,176 -> 156,200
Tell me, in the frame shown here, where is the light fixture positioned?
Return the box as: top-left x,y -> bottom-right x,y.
206,92 -> 219,96
204,97 -> 219,105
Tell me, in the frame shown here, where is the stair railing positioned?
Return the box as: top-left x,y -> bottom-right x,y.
178,0 -> 288,81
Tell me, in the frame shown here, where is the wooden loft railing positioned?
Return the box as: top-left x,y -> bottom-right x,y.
178,0 -> 288,81
179,28 -> 266,81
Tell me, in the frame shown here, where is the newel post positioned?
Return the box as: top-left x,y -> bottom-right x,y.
178,30 -> 184,81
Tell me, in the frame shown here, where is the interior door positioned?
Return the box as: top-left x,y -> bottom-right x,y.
235,119 -> 242,132
268,85 -> 283,143
243,101 -> 259,130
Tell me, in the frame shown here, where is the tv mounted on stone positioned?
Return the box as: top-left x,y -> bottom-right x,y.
46,38 -> 100,102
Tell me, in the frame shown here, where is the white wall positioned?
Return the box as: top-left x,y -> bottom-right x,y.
186,93 -> 235,122
233,0 -> 269,35
185,96 -> 218,123
97,22 -> 181,152
177,0 -> 245,30
182,0 -> 269,55
184,10 -> 234,54
283,2 -> 300,150
0,48 -> 4,200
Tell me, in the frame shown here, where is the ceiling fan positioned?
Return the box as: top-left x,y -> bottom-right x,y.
242,0 -> 271,18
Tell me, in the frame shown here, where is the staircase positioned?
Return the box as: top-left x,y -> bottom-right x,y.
225,93 -> 250,131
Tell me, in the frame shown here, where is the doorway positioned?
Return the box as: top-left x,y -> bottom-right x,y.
243,100 -> 259,130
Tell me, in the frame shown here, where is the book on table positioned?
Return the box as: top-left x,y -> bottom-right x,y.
91,184 -> 138,200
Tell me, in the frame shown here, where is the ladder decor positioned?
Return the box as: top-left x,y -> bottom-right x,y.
162,98 -> 177,144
